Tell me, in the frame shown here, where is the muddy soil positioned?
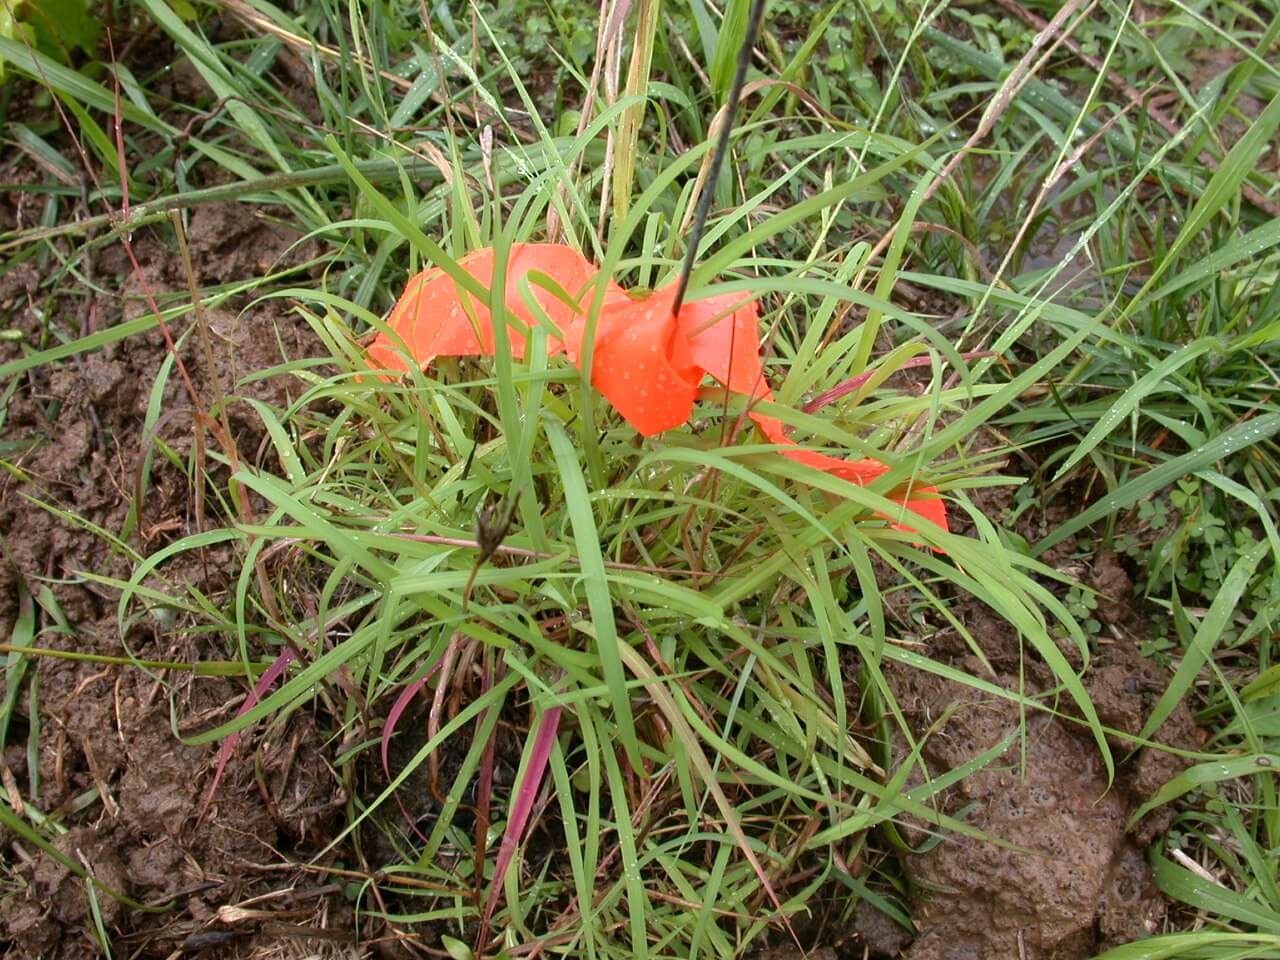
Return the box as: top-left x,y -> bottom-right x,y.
887,501 -> 1202,959
0,199 -> 360,957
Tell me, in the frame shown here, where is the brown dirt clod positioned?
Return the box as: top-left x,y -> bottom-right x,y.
0,198 -> 335,958
887,616 -> 1198,960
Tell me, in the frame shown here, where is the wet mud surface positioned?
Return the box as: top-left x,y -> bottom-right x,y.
888,504 -> 1202,960
0,199 -> 352,957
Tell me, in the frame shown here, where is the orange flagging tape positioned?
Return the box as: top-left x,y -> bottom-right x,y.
369,243 -> 947,537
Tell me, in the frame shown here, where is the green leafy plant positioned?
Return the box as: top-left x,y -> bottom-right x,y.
0,0 -> 99,78
1062,583 -> 1101,637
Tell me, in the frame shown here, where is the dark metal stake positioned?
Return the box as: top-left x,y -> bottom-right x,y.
670,0 -> 770,316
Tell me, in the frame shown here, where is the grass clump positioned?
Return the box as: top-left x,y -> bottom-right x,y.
124,124 -> 1070,954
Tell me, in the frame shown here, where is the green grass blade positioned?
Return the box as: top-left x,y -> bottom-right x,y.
1151,852 -> 1280,934
1036,414 -> 1280,555
1135,540 -> 1271,746
545,420 -> 641,771
1052,338 -> 1220,481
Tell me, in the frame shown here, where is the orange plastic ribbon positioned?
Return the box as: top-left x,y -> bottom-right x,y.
369,243 -> 947,536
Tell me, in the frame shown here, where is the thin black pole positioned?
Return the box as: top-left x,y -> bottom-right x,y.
670,0 -> 769,315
